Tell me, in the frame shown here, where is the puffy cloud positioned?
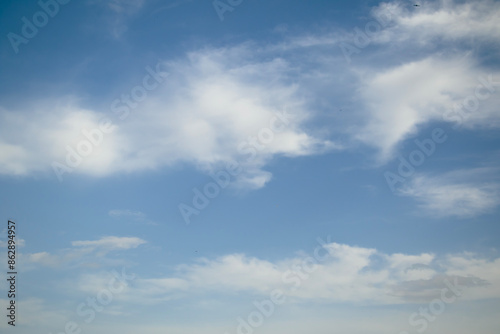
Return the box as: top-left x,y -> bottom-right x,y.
0,47 -> 337,188
103,241 -> 500,305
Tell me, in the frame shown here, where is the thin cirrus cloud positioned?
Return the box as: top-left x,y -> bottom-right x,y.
399,168 -> 500,218
105,0 -> 146,13
108,209 -> 158,225
108,209 -> 147,219
369,0 -> 500,46
22,236 -> 147,268
85,0 -> 147,38
71,236 -> 147,249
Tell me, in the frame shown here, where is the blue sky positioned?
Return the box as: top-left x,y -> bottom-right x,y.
1,0 -> 500,333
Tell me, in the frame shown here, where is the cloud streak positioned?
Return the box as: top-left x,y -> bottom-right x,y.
399,168 -> 500,218
22,236 -> 147,269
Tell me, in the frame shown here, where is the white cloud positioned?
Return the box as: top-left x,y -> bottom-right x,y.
104,241 -> 500,305
386,253 -> 436,281
371,0 -> 500,46
348,0 -> 500,161
0,47 -> 337,188
1,0 -> 499,188
24,251 -> 60,267
14,240 -> 500,334
277,0 -> 500,161
72,236 -> 147,250
400,169 -> 500,218
22,236 -> 147,269
0,99 -> 126,178
180,254 -> 283,293
353,56 -> 492,161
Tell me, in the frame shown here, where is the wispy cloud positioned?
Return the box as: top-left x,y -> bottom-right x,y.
86,0 -> 147,38
22,236 -> 147,269
370,0 -> 500,46
109,209 -> 158,225
150,0 -> 193,14
0,298 -> 70,330
72,236 -> 147,249
109,209 -> 147,219
0,237 -> 25,248
106,0 -> 146,14
399,168 -> 500,218
353,56 -> 489,161
348,0 -> 500,161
